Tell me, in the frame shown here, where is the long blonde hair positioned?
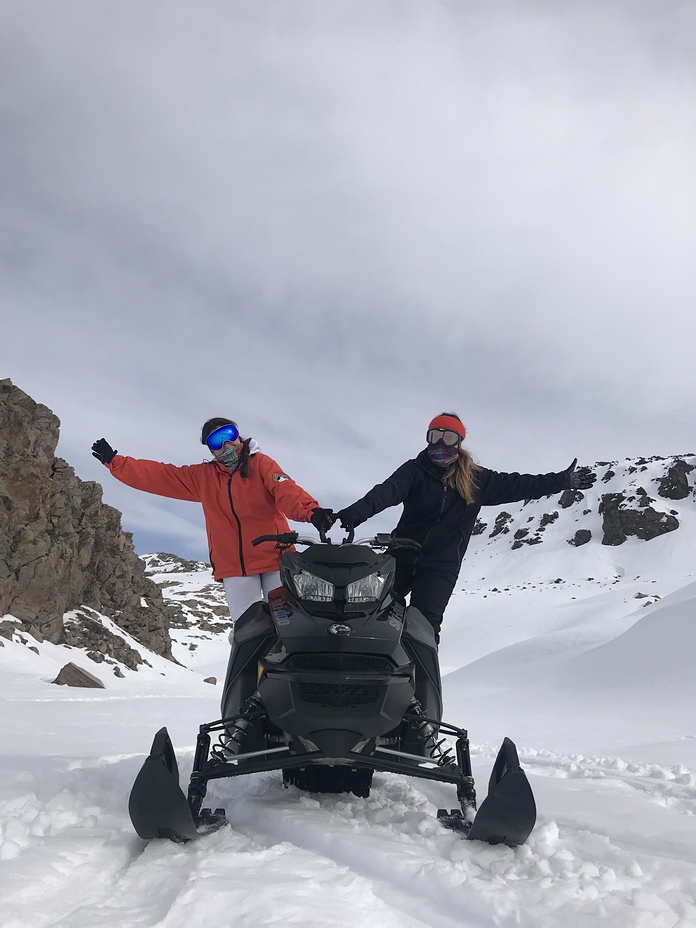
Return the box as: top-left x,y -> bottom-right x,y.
442,448 -> 481,504
432,411 -> 480,503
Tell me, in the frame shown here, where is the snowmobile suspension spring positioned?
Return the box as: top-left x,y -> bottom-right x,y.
212,692 -> 265,760
408,700 -> 457,768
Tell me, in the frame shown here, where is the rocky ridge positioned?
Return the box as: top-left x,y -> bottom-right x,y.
0,379 -> 177,665
470,454 -> 695,557
141,553 -> 231,655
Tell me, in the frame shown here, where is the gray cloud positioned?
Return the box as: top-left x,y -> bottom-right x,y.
3,0 -> 695,560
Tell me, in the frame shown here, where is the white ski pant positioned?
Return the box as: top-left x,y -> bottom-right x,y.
223,571 -> 281,643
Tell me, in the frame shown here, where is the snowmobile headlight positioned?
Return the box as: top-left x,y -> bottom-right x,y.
346,572 -> 387,603
292,570 -> 334,602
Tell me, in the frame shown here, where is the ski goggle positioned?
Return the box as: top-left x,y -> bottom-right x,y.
205,423 -> 240,451
426,428 -> 462,446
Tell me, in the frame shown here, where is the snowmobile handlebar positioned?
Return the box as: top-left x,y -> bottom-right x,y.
252,532 -> 299,547
360,534 -> 422,551
251,532 -> 422,552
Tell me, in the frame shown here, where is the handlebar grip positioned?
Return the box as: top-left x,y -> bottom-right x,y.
252,532 -> 299,547
390,537 -> 422,551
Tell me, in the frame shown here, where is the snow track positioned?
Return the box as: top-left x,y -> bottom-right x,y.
519,745 -> 696,815
3,750 -> 695,928
223,767 -> 696,928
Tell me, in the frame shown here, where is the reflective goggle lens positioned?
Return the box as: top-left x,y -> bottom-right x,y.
426,428 -> 462,446
206,424 -> 240,450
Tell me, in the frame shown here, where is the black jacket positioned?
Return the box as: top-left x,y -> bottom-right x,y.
341,450 -> 569,578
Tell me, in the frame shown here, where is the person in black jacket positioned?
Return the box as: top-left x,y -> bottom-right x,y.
334,412 -> 596,645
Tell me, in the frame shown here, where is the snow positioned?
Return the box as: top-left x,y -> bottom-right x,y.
2,468 -> 696,927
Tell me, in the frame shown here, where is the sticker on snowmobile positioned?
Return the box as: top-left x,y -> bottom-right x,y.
272,473 -> 291,482
270,598 -> 293,626
328,623 -> 352,636
264,644 -> 288,664
387,601 -> 405,630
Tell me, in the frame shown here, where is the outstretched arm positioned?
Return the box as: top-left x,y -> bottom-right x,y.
335,461 -> 416,529
92,439 -> 201,502
479,459 -> 596,506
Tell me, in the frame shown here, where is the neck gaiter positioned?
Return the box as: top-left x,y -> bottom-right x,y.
219,446 -> 240,471
427,443 -> 459,468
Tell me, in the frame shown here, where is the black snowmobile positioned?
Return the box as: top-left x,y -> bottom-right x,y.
129,531 -> 536,846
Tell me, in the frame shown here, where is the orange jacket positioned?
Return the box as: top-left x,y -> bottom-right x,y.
107,450 -> 319,580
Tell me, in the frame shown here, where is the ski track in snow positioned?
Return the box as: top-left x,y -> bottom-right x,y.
516,746 -> 696,816
3,748 -> 696,928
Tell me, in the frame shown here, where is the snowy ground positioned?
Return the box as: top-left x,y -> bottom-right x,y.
2,511 -> 696,926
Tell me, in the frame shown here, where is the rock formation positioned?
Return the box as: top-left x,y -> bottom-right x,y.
0,379 -> 174,658
657,459 -> 695,501
599,493 -> 680,546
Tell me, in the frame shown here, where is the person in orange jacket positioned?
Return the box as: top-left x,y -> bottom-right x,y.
92,418 -> 334,629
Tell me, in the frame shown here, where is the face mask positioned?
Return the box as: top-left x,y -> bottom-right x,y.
218,446 -> 240,470
427,442 -> 459,467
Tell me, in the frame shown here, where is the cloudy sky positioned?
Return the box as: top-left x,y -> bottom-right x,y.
3,0 -> 695,560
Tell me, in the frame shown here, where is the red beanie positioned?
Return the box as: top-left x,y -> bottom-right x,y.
428,414 -> 466,440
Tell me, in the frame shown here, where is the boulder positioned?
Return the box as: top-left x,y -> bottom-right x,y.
52,662 -> 105,688
558,489 -> 583,509
568,529 -> 592,547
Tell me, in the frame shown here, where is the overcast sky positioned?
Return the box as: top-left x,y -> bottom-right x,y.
3,0 -> 695,561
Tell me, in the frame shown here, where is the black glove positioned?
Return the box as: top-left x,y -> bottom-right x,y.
335,507 -> 361,531
92,438 -> 117,465
310,508 -> 334,532
564,458 -> 597,490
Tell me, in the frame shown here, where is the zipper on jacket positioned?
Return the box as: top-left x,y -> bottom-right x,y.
227,473 -> 246,576
414,484 -> 450,565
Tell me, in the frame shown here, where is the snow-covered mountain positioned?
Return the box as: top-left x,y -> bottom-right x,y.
1,454 -> 695,927
467,453 -> 695,578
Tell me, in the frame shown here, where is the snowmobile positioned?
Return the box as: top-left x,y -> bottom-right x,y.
128,531 -> 536,846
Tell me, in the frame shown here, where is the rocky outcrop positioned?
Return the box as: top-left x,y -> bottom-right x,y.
489,512 -> 513,538
657,459 -> 695,501
142,553 -> 231,639
62,608 -> 149,670
511,511 -> 558,550
0,379 -> 174,657
558,489 -> 584,509
599,493 -> 679,546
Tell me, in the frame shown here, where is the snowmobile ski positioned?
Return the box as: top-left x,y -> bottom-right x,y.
128,727 -> 225,841
466,737 -> 536,846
